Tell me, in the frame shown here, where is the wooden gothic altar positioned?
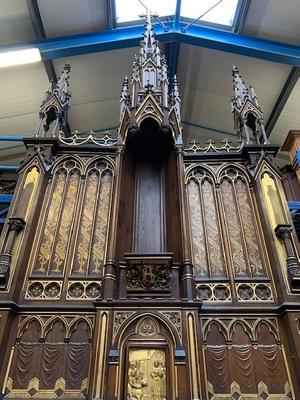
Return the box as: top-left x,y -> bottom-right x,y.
0,11 -> 300,400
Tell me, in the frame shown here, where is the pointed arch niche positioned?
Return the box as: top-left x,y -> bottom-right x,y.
110,314 -> 179,400
116,117 -> 182,260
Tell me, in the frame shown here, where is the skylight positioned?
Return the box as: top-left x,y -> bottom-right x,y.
181,0 -> 239,27
115,0 -> 176,24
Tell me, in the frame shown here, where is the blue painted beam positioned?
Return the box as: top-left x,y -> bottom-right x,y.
296,150 -> 300,168
177,23 -> 300,66
0,207 -> 9,217
0,136 -> 23,141
26,0 -> 57,83
0,166 -> 19,171
288,201 -> 300,211
0,194 -> 13,202
1,22 -> 300,66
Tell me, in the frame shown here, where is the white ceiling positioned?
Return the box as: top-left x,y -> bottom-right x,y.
38,0 -> 108,38
243,0 -> 300,45
271,79 -> 300,144
0,0 -> 36,44
0,0 -> 299,166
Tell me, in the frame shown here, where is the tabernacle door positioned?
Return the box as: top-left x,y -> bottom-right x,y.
126,348 -> 167,400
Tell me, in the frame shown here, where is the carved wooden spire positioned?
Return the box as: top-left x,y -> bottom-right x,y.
118,10 -> 182,144
231,65 -> 269,144
34,63 -> 71,138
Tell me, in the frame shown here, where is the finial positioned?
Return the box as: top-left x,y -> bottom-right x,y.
139,9 -> 159,22
231,65 -> 269,145
34,63 -> 71,138
172,75 -> 180,99
117,8 -> 182,144
232,65 -> 239,75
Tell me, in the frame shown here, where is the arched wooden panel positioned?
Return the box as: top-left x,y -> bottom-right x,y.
219,167 -> 266,278
72,160 -> 113,276
186,167 -> 226,278
32,159 -> 81,276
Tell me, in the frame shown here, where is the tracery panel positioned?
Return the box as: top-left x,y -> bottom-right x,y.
219,167 -> 265,278
26,156 -> 114,300
186,168 -> 226,278
71,160 -> 113,276
32,159 -> 81,276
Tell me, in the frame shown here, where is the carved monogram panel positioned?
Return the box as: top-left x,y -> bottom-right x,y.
127,264 -> 171,291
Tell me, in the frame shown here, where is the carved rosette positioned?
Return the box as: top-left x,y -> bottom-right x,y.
236,282 -> 273,302
26,280 -> 62,300
196,283 -> 231,302
67,281 -> 102,300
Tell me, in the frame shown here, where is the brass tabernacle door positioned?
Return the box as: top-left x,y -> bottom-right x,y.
127,349 -> 167,400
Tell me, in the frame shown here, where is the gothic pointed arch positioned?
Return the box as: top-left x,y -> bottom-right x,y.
186,165 -> 227,278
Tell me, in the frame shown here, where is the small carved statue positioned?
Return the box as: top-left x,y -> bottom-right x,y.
127,361 -> 148,400
150,361 -> 166,400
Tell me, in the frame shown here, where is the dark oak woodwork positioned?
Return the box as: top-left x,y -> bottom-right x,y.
134,159 -> 165,253
0,12 -> 300,400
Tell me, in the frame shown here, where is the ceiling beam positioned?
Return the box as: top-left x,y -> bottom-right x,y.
107,0 -> 116,29
1,22 -> 300,66
234,0 -> 251,33
266,67 -> 300,137
165,41 -> 180,83
174,0 -> 182,29
26,0 -> 57,83
164,0 -> 182,86
182,121 -> 238,138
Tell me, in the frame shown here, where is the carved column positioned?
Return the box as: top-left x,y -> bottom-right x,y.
242,116 -> 252,144
102,145 -> 124,300
176,145 -> 195,300
0,217 -> 25,288
258,118 -> 269,144
275,224 -> 300,290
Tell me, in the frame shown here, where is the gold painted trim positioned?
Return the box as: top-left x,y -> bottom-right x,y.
94,312 -> 108,398
2,346 -> 14,395
187,313 -> 200,400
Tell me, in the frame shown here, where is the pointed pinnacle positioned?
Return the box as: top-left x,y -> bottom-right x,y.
232,65 -> 239,76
